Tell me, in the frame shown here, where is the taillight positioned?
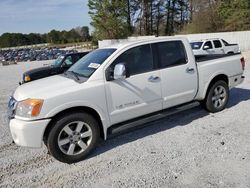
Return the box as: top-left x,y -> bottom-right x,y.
240,57 -> 245,70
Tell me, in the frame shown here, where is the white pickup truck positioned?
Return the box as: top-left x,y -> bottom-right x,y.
8,37 -> 245,163
190,38 -> 240,55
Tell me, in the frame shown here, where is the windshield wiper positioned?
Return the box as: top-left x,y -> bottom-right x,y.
66,71 -> 80,81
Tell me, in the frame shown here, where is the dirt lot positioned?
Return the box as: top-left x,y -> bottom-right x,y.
0,58 -> 250,188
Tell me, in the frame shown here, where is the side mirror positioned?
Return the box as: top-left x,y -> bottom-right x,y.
203,45 -> 210,50
114,63 -> 127,80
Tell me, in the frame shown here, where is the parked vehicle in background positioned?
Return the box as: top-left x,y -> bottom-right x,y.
190,38 -> 240,55
8,37 -> 245,163
0,48 -> 78,62
21,52 -> 89,84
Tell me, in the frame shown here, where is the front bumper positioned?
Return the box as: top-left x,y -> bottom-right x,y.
9,118 -> 51,148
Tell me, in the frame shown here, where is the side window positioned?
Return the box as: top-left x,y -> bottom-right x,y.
64,56 -> 73,66
213,40 -> 222,48
157,41 -> 187,68
203,41 -> 213,49
113,44 -> 154,75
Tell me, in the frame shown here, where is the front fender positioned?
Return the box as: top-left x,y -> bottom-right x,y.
44,100 -> 110,139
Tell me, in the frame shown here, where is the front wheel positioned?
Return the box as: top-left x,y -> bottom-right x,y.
47,112 -> 100,163
203,80 -> 229,113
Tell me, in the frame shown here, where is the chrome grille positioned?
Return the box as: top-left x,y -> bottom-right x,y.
8,96 -> 17,119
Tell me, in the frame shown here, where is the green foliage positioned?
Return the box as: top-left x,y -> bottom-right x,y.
88,0 -> 130,39
183,0 -> 250,34
1,0 -> 249,47
88,0 -> 250,38
81,27 -> 90,41
0,26 -> 90,48
89,0 -> 190,39
47,27 -> 90,44
0,33 -> 46,48
218,0 -> 250,31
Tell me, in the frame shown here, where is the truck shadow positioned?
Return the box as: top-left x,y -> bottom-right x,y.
89,87 -> 250,159
227,88 -> 250,108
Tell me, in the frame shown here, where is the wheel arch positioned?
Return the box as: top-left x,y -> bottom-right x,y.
204,74 -> 229,99
43,106 -> 106,144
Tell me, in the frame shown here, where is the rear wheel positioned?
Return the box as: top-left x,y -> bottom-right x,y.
203,80 -> 229,113
47,112 -> 100,163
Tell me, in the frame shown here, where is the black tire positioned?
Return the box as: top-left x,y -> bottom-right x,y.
47,112 -> 100,163
203,80 -> 229,113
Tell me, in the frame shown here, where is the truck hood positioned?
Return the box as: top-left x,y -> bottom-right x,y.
14,75 -> 86,101
24,66 -> 53,75
23,66 -> 60,82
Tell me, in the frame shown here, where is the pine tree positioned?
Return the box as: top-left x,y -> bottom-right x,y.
88,0 -> 130,39
218,0 -> 250,31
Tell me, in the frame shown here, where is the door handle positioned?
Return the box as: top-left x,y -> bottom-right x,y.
148,75 -> 160,82
186,67 -> 195,73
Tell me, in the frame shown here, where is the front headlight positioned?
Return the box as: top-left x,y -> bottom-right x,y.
15,99 -> 43,118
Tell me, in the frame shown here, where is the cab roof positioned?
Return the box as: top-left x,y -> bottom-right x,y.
190,38 -> 221,42
100,36 -> 187,50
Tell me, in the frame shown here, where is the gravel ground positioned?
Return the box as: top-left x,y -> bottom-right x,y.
0,58 -> 249,188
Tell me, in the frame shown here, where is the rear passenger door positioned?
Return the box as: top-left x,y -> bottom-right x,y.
155,41 -> 198,109
213,40 -> 225,54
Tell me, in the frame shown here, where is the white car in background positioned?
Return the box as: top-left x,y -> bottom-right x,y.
190,38 -> 240,56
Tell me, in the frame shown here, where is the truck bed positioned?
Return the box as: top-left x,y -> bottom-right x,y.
195,52 -> 244,101
195,53 -> 241,63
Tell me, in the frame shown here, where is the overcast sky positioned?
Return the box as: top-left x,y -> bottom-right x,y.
0,0 -> 91,35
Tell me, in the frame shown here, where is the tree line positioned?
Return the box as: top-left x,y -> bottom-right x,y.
1,0 -> 249,47
88,0 -> 250,40
0,26 -> 90,48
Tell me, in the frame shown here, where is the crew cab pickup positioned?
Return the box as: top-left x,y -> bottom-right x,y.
190,38 -> 240,56
8,37 -> 245,163
21,52 -> 89,84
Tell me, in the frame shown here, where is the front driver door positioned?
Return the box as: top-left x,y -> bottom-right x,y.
203,41 -> 215,54
105,44 -> 162,125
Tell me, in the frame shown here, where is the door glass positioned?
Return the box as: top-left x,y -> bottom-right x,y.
213,40 -> 222,48
157,41 -> 187,68
64,56 -> 73,66
203,41 -> 213,49
113,44 -> 154,75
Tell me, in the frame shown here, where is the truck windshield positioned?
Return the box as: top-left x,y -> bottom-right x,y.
67,48 -> 116,78
190,42 -> 203,50
51,56 -> 64,67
